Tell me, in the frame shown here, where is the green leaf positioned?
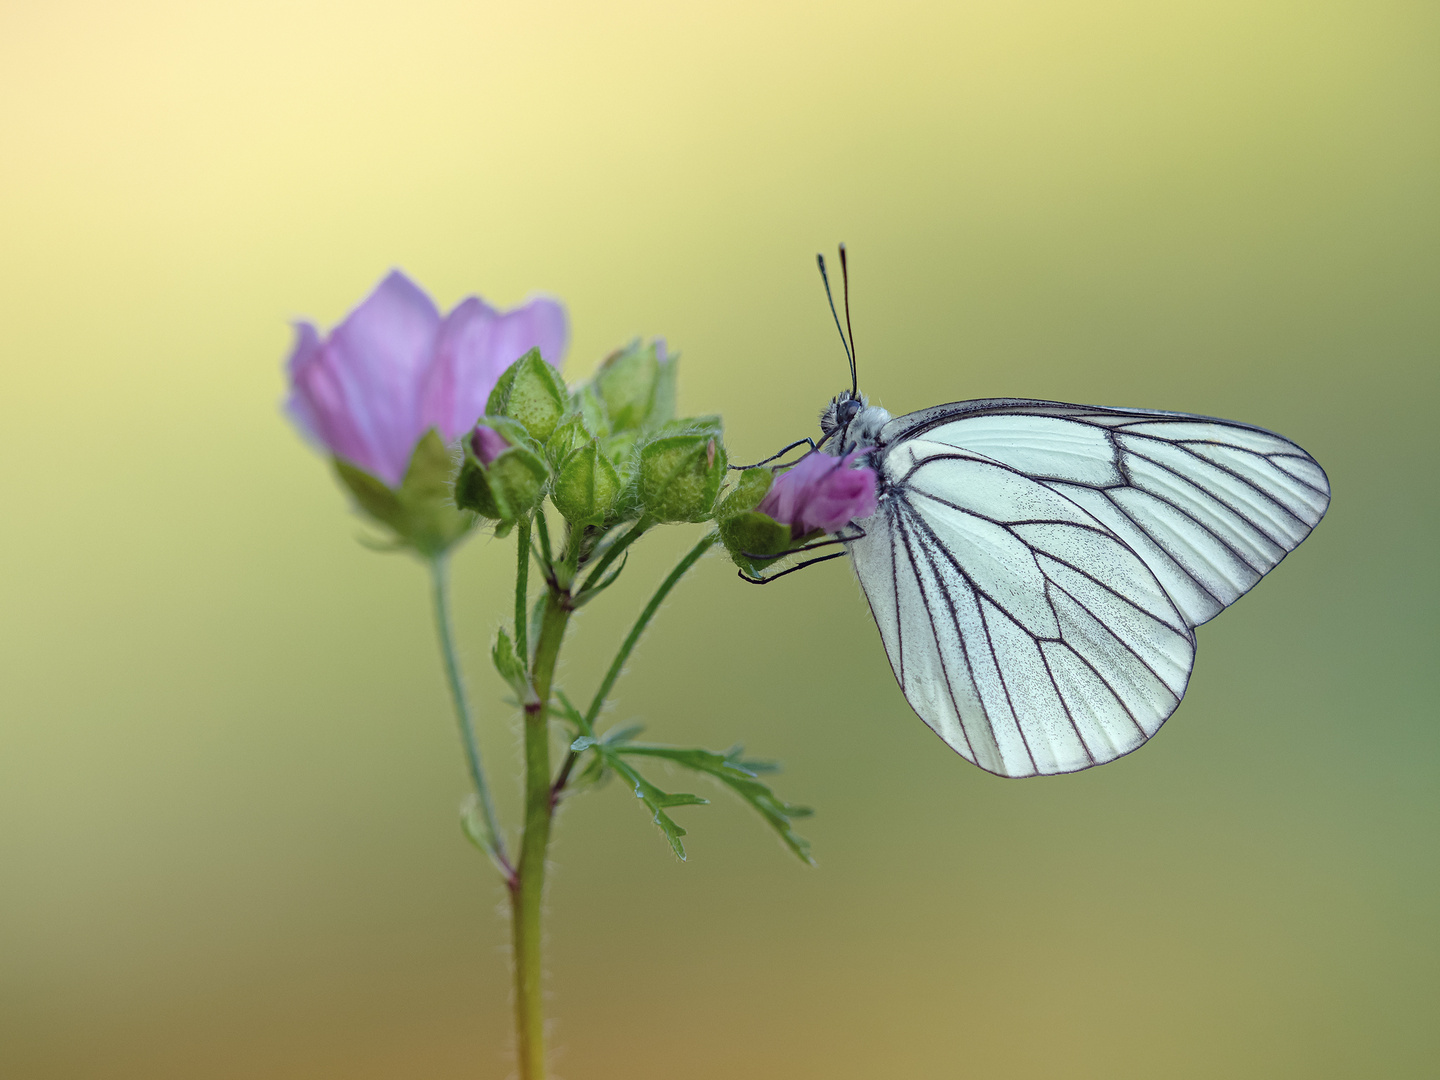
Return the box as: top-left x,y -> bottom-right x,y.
460,794 -> 507,875
604,753 -> 708,860
600,723 -> 645,746
491,627 -> 531,700
614,744 -> 814,864
560,713 -> 814,863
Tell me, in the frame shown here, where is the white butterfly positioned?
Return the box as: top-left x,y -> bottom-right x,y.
803,250 -> 1330,777
825,393 -> 1329,777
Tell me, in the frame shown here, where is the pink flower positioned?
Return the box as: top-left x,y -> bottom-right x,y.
758,451 -> 878,535
285,270 -> 568,487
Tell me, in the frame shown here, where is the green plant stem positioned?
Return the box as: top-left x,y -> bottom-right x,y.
583,531 -> 718,730
427,555 -> 508,873
515,517 -> 531,662
577,517 -> 648,595
511,588 -> 571,1080
535,510 -> 555,582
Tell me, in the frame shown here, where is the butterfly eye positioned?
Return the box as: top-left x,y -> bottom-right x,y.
837,398 -> 863,426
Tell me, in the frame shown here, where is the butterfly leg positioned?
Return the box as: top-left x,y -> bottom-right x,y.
738,525 -> 866,564
728,437 -> 818,471
737,549 -> 849,585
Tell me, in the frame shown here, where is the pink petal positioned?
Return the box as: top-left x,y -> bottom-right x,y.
285,270 -> 441,486
283,322 -> 325,444
419,295 -> 570,441
758,451 -> 877,535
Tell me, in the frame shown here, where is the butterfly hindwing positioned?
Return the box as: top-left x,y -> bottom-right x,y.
847,400 -> 1329,777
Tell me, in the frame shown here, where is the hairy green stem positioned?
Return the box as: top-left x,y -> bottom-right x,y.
515,517 -> 531,663
583,531 -> 718,729
577,517 -> 648,596
427,555 -> 507,872
535,510 -> 555,582
512,588 -> 571,1080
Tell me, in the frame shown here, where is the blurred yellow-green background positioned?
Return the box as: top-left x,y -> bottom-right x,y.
2,1 -> 1436,1077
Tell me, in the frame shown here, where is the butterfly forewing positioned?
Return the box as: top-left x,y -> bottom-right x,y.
847,399 -> 1329,777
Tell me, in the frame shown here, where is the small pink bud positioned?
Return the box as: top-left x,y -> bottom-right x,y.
757,451 -> 878,535
470,425 -> 511,466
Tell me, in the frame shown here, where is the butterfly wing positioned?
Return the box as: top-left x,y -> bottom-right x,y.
847,400 -> 1329,777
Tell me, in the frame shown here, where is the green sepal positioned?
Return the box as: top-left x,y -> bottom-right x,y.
486,347 -> 567,443
545,411 -> 594,467
551,439 -> 623,527
577,385 -> 612,439
637,421 -> 728,523
648,349 -> 678,428
595,340 -> 661,431
719,510 -> 792,574
601,428 -> 640,472
454,418 -> 549,523
716,467 -> 774,519
332,428 -> 476,557
646,413 -> 722,441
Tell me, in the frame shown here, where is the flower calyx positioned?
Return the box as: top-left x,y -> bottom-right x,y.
594,339 -> 676,432
552,439 -> 624,528
454,416 -> 549,526
331,428 -> 477,557
486,347 -> 569,444
637,416 -> 728,524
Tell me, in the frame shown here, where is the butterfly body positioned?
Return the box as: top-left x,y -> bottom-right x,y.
828,396 -> 1329,778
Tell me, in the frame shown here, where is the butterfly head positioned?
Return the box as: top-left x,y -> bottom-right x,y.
820,389 -> 864,437
820,389 -> 889,455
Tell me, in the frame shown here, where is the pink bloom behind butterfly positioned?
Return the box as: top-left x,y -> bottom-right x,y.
758,451 -> 877,536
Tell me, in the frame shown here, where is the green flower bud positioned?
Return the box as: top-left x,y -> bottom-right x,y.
551,439 -> 623,527
716,467 -> 774,520
577,384 -> 612,438
545,411 -> 593,466
332,428 -> 476,557
596,339 -> 672,431
715,468 -> 791,572
602,429 -> 640,472
486,347 -> 568,444
638,425 -> 728,523
719,510 -> 793,572
455,419 -> 549,523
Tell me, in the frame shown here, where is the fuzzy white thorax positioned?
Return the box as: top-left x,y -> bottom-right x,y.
832,404 -> 890,456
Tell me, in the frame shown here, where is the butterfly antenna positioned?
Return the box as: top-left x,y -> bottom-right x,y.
817,252 -> 857,397
838,244 -> 858,396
